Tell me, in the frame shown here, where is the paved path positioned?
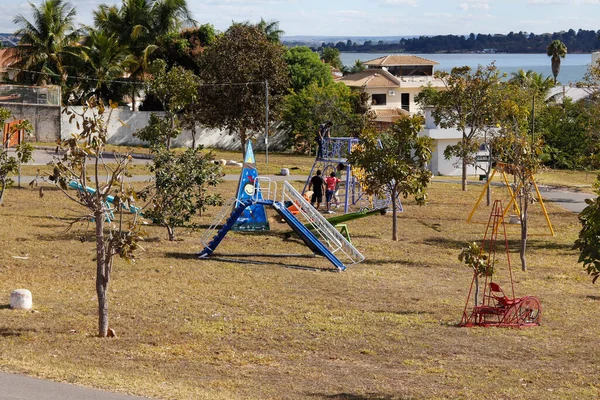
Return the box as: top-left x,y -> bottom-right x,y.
0,372 -> 151,400
536,185 -> 595,214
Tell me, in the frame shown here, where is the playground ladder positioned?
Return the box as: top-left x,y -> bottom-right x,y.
281,181 -> 364,266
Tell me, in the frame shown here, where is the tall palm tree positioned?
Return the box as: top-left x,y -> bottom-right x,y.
9,0 -> 81,85
93,0 -> 196,109
546,40 -> 567,84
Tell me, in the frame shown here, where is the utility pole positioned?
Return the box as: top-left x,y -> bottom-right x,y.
265,79 -> 269,164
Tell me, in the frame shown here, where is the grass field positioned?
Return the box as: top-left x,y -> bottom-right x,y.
0,166 -> 599,400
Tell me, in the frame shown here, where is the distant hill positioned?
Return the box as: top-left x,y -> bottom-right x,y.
282,35 -> 421,47
0,33 -> 19,47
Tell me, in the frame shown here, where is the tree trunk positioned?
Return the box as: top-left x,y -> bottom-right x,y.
240,128 -> 247,159
462,156 -> 468,192
167,224 -> 175,242
191,126 -> 196,150
0,178 -> 6,205
95,210 -> 109,337
391,187 -> 398,241
166,114 -> 174,151
474,275 -> 479,307
520,196 -> 528,271
131,86 -> 136,111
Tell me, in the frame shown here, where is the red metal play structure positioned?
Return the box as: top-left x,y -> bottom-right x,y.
460,200 -> 542,328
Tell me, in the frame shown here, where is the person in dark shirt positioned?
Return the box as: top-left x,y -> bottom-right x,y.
316,121 -> 333,159
308,169 -> 325,210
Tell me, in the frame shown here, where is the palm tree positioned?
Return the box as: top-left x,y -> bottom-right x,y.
509,69 -> 534,88
68,30 -> 132,103
546,40 -> 567,84
528,71 -> 554,96
9,0 -> 81,85
93,0 -> 196,109
256,18 -> 284,43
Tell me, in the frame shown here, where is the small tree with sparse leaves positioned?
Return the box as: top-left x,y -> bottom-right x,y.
50,99 -> 143,338
139,145 -> 223,241
347,115 -> 433,241
459,242 -> 494,306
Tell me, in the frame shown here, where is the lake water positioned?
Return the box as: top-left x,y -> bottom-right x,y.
340,52 -> 594,84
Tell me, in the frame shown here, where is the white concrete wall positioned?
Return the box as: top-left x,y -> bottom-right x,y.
61,106 -> 288,151
420,106 -> 480,176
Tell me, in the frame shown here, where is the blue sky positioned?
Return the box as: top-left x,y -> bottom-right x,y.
0,0 -> 598,37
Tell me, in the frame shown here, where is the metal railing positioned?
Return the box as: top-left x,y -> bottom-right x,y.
281,181 -> 364,265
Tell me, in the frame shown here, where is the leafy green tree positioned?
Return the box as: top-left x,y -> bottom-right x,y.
197,24 -> 289,155
10,0 -> 81,86
574,181 -> 600,283
547,39 -> 567,84
50,99 -> 143,337
285,46 -> 333,93
282,82 -> 369,153
321,47 -> 343,70
135,59 -> 200,149
538,99 -> 590,169
347,115 -> 433,241
416,64 -> 503,191
0,110 -> 33,204
152,23 -> 216,73
139,146 -> 222,241
93,0 -> 196,109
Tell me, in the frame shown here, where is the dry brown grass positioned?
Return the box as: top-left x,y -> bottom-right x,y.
0,176 -> 599,399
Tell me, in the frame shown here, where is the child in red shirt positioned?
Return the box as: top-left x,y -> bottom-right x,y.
324,172 -> 341,214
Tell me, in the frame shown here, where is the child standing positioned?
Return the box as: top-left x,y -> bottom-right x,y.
324,171 -> 341,214
308,170 -> 325,210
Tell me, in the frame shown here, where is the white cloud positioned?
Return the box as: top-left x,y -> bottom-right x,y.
528,0 -> 599,4
375,0 -> 418,6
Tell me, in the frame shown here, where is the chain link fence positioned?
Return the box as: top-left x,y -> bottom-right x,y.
0,85 -> 60,105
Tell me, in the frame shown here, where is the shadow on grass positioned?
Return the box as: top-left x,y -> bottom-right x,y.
309,393 -> 410,400
371,309 -> 434,316
424,236 -> 575,253
0,327 -> 38,337
166,252 -> 336,272
166,252 -> 199,260
360,258 -> 416,266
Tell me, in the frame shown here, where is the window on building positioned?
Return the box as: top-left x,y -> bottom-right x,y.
401,93 -> 410,111
371,93 -> 386,105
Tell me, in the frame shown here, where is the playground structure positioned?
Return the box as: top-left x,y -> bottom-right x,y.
461,200 -> 542,328
199,178 -> 365,271
68,180 -> 142,221
467,161 -> 555,237
303,137 -> 402,214
230,141 -> 270,232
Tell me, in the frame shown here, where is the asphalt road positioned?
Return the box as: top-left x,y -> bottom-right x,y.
0,373 -> 151,400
